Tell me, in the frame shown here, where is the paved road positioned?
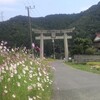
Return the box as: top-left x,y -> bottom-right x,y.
51,60 -> 100,100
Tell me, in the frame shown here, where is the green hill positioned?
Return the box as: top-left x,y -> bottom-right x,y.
0,2 -> 100,56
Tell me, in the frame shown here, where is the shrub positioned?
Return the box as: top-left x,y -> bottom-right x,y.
85,47 -> 96,55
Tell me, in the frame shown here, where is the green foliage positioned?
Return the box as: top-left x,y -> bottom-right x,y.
71,38 -> 93,55
66,62 -> 100,74
0,2 -> 100,56
87,62 -> 100,66
85,47 -> 96,54
0,55 -> 5,64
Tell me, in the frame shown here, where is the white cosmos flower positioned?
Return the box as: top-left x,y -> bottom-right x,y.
24,66 -> 28,71
24,80 -> 27,83
9,66 -> 13,71
4,46 -> 7,49
42,88 -> 44,91
1,67 -> 4,70
1,43 -> 3,46
37,95 -> 41,99
11,48 -> 14,52
5,66 -> 8,70
10,73 -> 14,77
0,46 -> 2,49
28,96 -> 33,100
18,75 -> 21,79
14,70 -> 17,74
36,61 -> 41,65
17,82 -> 21,87
44,78 -> 47,82
7,78 -> 11,82
33,96 -> 36,100
46,76 -> 49,79
47,85 -> 49,88
39,72 -> 42,77
30,61 -> 33,65
17,62 -> 20,66
29,70 -> 33,74
22,60 -> 25,64
2,70 -> 6,74
29,74 -> 32,78
27,86 -> 33,91
37,77 -> 40,81
22,70 -> 26,75
22,64 -> 25,67
12,94 -> 16,98
13,64 -> 17,69
34,73 -> 38,76
5,86 -> 7,89
38,68 -> 40,71
37,83 -> 42,88
32,84 -> 36,88
0,76 -> 3,82
43,70 -> 46,75
7,49 -> 9,52
4,90 -> 8,93
4,41 -> 7,45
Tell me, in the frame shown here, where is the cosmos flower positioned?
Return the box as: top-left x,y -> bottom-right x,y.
4,90 -> 8,94
0,41 -> 52,100
27,86 -> 33,91
24,80 -> 27,83
10,73 -> 14,77
12,94 -> 16,98
18,75 -> 21,79
17,82 -> 21,87
33,96 -> 36,100
30,61 -> 33,65
7,78 -> 11,82
32,43 -> 35,49
28,96 -> 33,100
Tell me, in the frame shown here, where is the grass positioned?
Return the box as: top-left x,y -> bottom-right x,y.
0,46 -> 53,100
0,55 -> 5,64
87,62 -> 100,65
66,62 -> 100,74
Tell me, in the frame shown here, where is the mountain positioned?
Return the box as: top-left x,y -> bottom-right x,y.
0,2 -> 100,50
69,2 -> 100,38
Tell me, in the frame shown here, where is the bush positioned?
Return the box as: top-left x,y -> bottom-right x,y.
85,47 -> 96,55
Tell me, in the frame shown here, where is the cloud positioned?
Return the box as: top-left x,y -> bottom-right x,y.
0,0 -> 16,4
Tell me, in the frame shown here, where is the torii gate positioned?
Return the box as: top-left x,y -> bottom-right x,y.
32,28 -> 75,61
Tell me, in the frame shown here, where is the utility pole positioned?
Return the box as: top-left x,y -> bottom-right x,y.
26,6 -> 35,58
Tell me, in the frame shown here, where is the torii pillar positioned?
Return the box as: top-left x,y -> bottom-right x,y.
40,33 -> 44,59
64,33 -> 69,61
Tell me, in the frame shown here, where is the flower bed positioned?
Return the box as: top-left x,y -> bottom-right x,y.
0,41 -> 52,100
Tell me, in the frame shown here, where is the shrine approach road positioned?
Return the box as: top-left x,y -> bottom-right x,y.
51,60 -> 100,100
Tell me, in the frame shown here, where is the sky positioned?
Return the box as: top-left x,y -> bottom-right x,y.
0,0 -> 100,21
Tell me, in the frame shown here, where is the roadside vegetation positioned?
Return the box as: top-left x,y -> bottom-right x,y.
66,61 -> 100,74
0,41 -> 53,100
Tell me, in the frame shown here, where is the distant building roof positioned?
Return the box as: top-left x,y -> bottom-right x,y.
94,33 -> 100,42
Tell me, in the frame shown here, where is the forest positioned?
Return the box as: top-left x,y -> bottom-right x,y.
0,2 -> 100,57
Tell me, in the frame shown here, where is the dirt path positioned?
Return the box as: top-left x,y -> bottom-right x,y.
51,60 -> 100,100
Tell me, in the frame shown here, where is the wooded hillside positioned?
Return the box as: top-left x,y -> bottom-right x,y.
0,2 -> 100,56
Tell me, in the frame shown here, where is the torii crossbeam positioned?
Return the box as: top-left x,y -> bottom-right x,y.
32,28 -> 75,61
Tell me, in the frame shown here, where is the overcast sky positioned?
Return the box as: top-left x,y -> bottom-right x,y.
0,0 -> 100,21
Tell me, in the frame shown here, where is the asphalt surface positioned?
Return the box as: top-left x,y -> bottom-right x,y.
51,60 -> 100,100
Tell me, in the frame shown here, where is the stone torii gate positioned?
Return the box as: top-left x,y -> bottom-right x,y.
32,28 -> 75,61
